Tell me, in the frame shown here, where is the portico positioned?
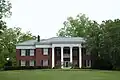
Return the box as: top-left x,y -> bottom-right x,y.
52,44 -> 82,68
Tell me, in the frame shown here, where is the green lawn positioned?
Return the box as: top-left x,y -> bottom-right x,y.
0,69 -> 120,80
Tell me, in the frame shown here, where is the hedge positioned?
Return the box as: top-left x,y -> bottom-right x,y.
3,66 -> 51,70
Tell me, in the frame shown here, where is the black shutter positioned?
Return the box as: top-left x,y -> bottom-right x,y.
34,49 -> 36,56
20,49 -> 21,56
42,48 -> 43,55
25,61 -> 27,66
28,60 -> 30,66
34,60 -> 36,66
48,60 -> 49,66
48,48 -> 49,55
19,60 -> 21,66
28,49 -> 30,56
26,50 -> 27,56
84,60 -> 86,67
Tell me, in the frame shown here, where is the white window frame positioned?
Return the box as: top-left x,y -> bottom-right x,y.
30,49 -> 34,56
30,60 -> 34,66
21,50 -> 26,56
21,60 -> 26,66
43,60 -> 48,66
43,48 -> 48,55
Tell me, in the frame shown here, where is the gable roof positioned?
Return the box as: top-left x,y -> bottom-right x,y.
16,37 -> 85,46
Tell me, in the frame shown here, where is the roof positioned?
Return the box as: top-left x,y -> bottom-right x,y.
16,37 -> 85,46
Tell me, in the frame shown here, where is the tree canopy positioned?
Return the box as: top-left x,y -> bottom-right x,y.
57,13 -> 120,70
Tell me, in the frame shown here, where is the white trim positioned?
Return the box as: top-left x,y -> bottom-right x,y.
70,47 -> 72,63
16,46 -> 35,49
52,44 -> 81,48
52,47 -> 55,68
79,47 -> 82,68
36,45 -> 51,48
61,47 -> 63,68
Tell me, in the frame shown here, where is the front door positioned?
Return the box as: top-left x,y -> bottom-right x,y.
65,61 -> 69,67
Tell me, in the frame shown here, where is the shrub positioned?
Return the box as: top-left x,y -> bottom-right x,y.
3,66 -> 51,70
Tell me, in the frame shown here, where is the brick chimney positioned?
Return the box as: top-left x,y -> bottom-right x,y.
37,35 -> 40,42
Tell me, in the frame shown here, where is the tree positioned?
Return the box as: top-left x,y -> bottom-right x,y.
0,27 -> 35,68
57,13 -> 120,70
0,0 -> 12,33
0,0 -> 12,68
57,13 -> 92,37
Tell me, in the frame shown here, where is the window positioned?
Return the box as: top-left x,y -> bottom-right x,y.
86,60 -> 91,67
21,50 -> 26,56
56,48 -> 61,56
43,48 -> 48,55
73,60 -> 77,65
30,60 -> 35,66
21,60 -> 25,66
72,47 -> 78,56
73,49 -> 78,56
43,60 -> 48,66
30,50 -> 34,56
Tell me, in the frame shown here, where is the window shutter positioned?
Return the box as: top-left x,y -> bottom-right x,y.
20,49 -> 21,56
25,50 -> 27,56
25,61 -> 27,66
19,60 -> 21,66
48,48 -> 49,55
28,49 -> 30,56
48,60 -> 49,66
34,60 -> 36,66
42,48 -> 43,55
34,49 -> 36,56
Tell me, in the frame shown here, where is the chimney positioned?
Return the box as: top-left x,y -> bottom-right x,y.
37,35 -> 40,42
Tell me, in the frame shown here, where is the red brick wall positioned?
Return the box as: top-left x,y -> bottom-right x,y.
35,48 -> 52,67
16,49 -> 36,65
81,48 -> 92,67
16,48 -> 52,67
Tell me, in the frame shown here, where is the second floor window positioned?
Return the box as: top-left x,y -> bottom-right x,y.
21,50 -> 26,56
21,49 -> 34,56
30,50 -> 34,56
43,48 -> 48,55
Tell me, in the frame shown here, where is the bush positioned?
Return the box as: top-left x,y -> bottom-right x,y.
92,58 -> 113,70
3,66 -> 51,70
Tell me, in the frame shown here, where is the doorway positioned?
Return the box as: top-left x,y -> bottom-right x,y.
64,61 -> 69,67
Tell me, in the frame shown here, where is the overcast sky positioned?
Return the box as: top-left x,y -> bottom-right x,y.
6,0 -> 120,39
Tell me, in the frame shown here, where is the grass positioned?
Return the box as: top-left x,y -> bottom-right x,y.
0,69 -> 120,80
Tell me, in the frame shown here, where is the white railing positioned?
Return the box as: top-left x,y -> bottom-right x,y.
63,54 -> 70,58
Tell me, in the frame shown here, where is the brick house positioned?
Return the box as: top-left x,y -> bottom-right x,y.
16,36 -> 92,68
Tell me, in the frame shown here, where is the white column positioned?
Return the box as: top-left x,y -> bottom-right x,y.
70,47 -> 72,64
61,47 -> 63,68
52,47 -> 55,68
79,47 -> 82,68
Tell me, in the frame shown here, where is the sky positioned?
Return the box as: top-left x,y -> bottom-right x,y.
6,0 -> 120,39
